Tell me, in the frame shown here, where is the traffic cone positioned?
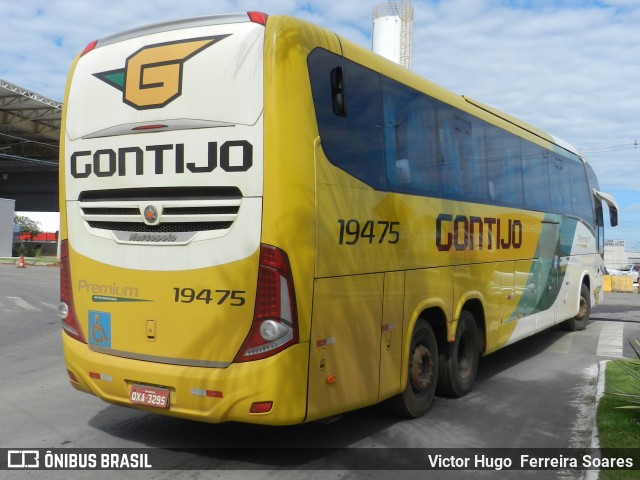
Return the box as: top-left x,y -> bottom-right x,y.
16,255 -> 26,268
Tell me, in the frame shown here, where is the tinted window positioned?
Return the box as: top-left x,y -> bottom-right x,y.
307,48 -> 595,227
308,49 -> 385,189
485,129 -> 523,206
522,142 -> 550,211
567,155 -> 594,222
381,77 -> 439,196
458,114 -> 489,203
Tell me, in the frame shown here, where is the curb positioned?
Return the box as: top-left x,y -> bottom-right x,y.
585,360 -> 609,480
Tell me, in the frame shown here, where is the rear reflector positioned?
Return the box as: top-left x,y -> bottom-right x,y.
67,370 -> 79,383
250,401 -> 273,414
190,388 -> 224,398
89,372 -> 113,382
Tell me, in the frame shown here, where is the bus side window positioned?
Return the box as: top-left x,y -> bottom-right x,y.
308,49 -> 385,189
594,198 -> 605,254
522,143 -> 550,211
485,128 -> 523,206
408,101 -> 439,196
455,113 -> 487,203
381,78 -> 438,196
438,108 -> 462,198
549,155 -> 570,215
567,157 -> 593,222
585,162 -> 602,233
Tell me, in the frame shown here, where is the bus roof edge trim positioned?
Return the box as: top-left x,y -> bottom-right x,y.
96,13 -> 250,49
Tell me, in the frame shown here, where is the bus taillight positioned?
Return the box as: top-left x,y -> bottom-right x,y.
59,240 -> 86,343
80,40 -> 98,56
234,245 -> 298,362
247,12 -> 269,25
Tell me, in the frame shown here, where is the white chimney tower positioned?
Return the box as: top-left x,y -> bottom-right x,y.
372,0 -> 414,69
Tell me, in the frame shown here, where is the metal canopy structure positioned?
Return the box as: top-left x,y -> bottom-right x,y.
0,78 -> 61,212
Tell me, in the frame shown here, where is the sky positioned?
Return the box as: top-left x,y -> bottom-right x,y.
2,0 -> 639,250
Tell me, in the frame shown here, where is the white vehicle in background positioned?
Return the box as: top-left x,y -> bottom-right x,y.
608,264 -> 640,284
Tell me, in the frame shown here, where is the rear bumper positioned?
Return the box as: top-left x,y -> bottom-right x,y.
62,333 -> 309,425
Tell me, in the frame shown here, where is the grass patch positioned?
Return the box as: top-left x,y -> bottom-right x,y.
597,359 -> 640,480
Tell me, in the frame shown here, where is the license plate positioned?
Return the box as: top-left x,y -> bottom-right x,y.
130,384 -> 170,409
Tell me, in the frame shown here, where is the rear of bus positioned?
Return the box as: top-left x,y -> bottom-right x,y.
59,13 -> 311,425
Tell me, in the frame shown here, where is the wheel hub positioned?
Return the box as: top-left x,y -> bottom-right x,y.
410,344 -> 432,392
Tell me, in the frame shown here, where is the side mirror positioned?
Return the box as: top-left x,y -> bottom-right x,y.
593,189 -> 619,227
609,207 -> 618,227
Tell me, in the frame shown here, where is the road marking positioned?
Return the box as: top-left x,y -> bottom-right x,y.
7,296 -> 42,312
596,322 -> 624,357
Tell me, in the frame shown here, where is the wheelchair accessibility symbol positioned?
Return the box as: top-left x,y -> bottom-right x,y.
89,311 -> 111,348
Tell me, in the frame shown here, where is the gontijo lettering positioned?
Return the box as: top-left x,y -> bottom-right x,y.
436,213 -> 523,251
69,140 -> 253,178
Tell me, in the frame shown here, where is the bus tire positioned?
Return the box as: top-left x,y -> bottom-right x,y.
384,319 -> 438,418
562,283 -> 590,332
436,310 -> 479,398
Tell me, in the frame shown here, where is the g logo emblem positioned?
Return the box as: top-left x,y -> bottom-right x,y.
94,35 -> 230,110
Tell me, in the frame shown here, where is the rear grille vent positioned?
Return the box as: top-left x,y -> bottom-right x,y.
82,207 -> 140,216
87,221 -> 233,233
78,186 -> 242,241
163,206 -> 239,216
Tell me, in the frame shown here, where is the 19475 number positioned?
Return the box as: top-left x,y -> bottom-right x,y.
173,288 -> 246,306
338,219 -> 400,245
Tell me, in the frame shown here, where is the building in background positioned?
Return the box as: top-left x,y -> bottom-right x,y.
604,239 -> 640,270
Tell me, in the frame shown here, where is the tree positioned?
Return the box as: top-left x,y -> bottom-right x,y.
14,215 -> 42,241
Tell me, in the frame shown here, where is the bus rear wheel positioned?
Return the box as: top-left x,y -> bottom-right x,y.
562,283 -> 590,332
437,310 -> 480,398
384,319 -> 438,418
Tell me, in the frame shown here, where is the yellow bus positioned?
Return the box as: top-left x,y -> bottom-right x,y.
59,12 -> 618,424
